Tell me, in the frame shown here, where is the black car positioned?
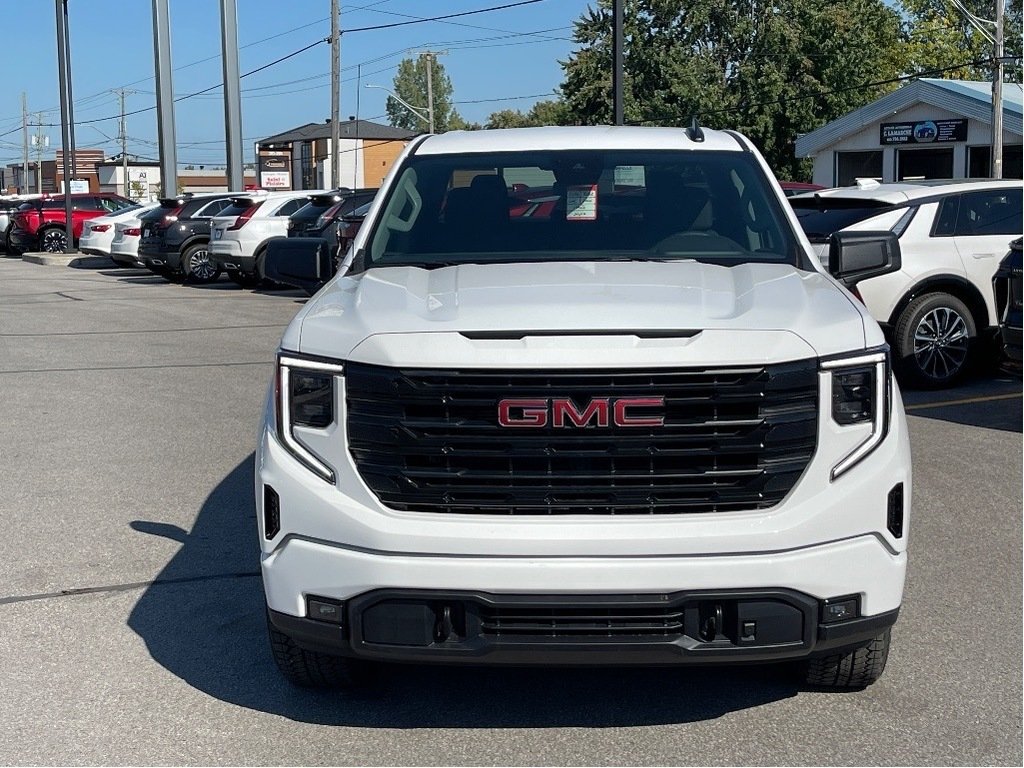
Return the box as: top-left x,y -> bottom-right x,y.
138,193 -> 235,283
287,188 -> 376,243
993,237 -> 1023,364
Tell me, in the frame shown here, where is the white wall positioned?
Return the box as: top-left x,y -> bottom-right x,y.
319,138 -> 363,189
809,101 -> 1022,186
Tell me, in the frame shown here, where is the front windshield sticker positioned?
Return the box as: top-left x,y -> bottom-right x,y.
566,184 -> 597,221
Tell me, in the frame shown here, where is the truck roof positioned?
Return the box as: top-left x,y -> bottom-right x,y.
414,125 -> 744,155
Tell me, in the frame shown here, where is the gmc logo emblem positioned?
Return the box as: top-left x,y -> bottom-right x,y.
497,397 -> 665,428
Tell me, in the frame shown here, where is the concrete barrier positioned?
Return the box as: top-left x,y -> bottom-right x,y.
21,252 -> 112,268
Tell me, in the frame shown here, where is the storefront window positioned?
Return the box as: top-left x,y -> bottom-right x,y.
897,147 -> 953,180
835,151 -> 882,187
967,145 -> 1023,179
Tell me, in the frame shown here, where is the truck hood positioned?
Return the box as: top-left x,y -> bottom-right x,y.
287,260 -> 874,363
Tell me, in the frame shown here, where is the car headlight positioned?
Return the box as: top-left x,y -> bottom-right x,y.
821,347 -> 890,481
276,352 -> 344,483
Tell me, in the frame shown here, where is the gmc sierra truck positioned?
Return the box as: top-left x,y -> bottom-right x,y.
257,126 -> 911,691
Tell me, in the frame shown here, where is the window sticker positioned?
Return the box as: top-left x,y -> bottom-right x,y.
566,184 -> 598,221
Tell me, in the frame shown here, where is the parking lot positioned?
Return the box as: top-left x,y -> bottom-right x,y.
1,256 -> 1020,766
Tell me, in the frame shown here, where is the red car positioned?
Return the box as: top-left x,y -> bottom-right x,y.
8,193 -> 135,254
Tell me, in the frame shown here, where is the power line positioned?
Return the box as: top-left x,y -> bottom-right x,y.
34,39 -> 327,128
342,0 -> 545,34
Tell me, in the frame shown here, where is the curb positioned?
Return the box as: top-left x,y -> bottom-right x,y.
21,252 -> 112,268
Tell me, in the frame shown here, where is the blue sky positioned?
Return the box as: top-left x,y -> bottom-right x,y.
0,0 -> 593,167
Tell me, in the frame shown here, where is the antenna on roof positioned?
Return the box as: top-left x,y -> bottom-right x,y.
686,115 -> 705,143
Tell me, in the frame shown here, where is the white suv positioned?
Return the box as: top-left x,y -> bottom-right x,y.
791,180 -> 1023,387
209,190 -> 323,286
257,126 -> 911,691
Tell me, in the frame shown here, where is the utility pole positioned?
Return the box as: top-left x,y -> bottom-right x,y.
21,93 -> 29,194
330,0 -> 341,189
151,0 -> 177,197
219,0 -> 243,191
992,0 -> 1004,179
612,0 -> 624,125
414,51 -> 447,133
32,114 -> 48,194
114,89 -> 132,198
424,52 -> 435,134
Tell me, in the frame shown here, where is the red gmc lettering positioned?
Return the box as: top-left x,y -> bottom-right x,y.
498,398 -> 549,427
552,397 -> 609,427
613,397 -> 666,427
499,397 -> 665,428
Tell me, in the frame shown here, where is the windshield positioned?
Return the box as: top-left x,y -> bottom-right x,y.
361,150 -> 802,271
790,198 -> 893,243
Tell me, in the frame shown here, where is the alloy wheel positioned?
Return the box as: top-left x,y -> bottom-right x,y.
187,248 -> 217,281
913,306 -> 969,380
41,230 -> 68,253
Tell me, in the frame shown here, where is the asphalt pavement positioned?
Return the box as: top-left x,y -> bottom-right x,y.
1,257 -> 1021,766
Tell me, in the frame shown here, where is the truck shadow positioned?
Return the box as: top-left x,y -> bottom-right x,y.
127,455 -> 800,727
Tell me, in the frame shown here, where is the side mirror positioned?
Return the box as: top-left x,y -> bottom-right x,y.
264,237 -> 334,296
828,231 -> 902,287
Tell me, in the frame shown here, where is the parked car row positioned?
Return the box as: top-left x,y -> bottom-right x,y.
1,193 -> 136,254
116,187 -> 375,285
788,178 -> 1023,386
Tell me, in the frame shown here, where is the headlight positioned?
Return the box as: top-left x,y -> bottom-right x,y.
822,348 -> 890,481
276,353 -> 344,483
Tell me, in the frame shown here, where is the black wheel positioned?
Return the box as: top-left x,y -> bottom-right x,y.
894,292 -> 976,389
267,612 -> 376,689
227,269 -> 259,287
803,629 -> 891,690
5,228 -> 21,255
39,227 -> 69,253
181,242 -> 220,283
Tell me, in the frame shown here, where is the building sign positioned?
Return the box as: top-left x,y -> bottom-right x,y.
880,119 -> 968,145
128,168 -> 151,201
258,152 -> 291,189
60,179 -> 90,193
260,171 -> 290,189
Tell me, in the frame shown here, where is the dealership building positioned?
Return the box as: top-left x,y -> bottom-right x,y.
795,79 -> 1023,186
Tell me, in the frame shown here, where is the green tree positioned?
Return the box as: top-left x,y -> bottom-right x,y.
560,0 -> 907,180
387,56 -> 463,133
899,0 -> 1021,81
485,99 -> 571,129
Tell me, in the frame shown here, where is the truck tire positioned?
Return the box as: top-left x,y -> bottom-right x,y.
803,629 -> 890,690
894,292 -> 975,388
267,613 -> 376,689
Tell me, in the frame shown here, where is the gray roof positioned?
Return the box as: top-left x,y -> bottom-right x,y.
795,79 -> 1024,158
257,119 -> 417,146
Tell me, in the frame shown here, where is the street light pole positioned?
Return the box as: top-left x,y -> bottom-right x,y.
364,84 -> 429,129
219,0 -> 243,191
151,0 -> 178,197
55,0 -> 74,252
992,0 -> 1004,179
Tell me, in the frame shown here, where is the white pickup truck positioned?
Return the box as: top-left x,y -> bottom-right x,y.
257,126 -> 911,690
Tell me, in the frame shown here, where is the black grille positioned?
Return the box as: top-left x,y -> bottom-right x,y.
479,605 -> 684,637
345,361 -> 818,515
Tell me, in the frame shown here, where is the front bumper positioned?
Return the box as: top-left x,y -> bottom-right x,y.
267,581 -> 901,666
